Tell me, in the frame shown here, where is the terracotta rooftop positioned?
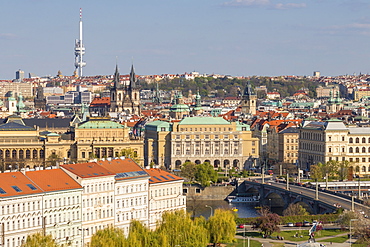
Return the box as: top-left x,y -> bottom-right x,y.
97,158 -> 149,180
61,162 -> 115,178
145,168 -> 183,184
0,172 -> 41,197
25,169 -> 82,192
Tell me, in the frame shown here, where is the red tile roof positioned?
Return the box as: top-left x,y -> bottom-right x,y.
0,172 -> 41,197
25,169 -> 82,192
61,162 -> 115,178
97,159 -> 149,180
146,168 -> 183,184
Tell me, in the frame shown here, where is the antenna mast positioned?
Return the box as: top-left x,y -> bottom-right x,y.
74,8 -> 86,77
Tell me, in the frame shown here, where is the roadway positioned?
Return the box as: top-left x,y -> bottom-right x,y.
249,177 -> 370,213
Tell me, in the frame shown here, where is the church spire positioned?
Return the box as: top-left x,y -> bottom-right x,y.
129,64 -> 137,90
113,64 -> 120,89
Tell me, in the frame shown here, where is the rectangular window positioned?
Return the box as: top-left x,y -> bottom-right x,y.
26,184 -> 37,191
11,186 -> 22,192
82,152 -> 86,159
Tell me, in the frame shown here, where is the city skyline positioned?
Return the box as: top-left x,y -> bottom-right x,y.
1,0 -> 370,79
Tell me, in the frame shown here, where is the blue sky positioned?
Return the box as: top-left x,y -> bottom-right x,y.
1,0 -> 370,79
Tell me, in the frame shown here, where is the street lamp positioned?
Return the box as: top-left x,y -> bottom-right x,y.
205,205 -> 213,217
350,219 -> 358,247
78,228 -> 88,247
268,198 -> 271,209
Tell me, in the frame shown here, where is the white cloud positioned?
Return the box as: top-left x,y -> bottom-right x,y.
273,3 -> 307,9
222,0 -> 270,7
222,0 -> 307,9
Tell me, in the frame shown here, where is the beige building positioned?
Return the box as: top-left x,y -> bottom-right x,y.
71,117 -> 144,165
0,81 -> 33,98
354,88 -> 370,101
0,116 -> 144,171
316,85 -> 339,98
299,119 -> 370,176
144,117 -> 259,170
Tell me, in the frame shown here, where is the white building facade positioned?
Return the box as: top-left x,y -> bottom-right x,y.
146,168 -> 186,230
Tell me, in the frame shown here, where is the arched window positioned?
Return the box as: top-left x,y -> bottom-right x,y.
362,166 -> 366,172
362,137 -> 366,143
356,166 -> 360,172
356,147 -> 360,153
362,147 -> 366,153
349,138 -> 353,143
356,137 -> 360,143
349,147 -> 353,153
12,150 -> 17,159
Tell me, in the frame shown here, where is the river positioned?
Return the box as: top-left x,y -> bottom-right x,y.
187,199 -> 259,219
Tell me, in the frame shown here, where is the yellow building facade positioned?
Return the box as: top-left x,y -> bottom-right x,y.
299,119 -> 370,176
0,116 -> 144,171
144,117 -> 259,170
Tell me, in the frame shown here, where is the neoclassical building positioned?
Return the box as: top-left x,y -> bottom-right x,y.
144,116 -> 259,170
71,117 -> 144,166
0,115 -> 72,171
0,115 -> 144,171
299,119 -> 370,176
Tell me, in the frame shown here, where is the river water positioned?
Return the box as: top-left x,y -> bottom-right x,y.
186,199 -> 259,219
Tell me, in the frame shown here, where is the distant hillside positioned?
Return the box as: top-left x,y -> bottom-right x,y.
140,76 -> 320,99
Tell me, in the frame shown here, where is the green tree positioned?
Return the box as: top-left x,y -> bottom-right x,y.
310,164 -> 324,181
90,226 -> 126,247
21,232 -> 60,247
156,210 -> 209,247
194,162 -> 218,187
181,162 -> 197,182
337,160 -> 350,181
207,209 -> 236,244
283,203 -> 309,216
120,148 -> 140,164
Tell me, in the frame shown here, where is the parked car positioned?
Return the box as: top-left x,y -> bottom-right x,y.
238,224 -> 245,229
286,222 -> 294,227
303,221 -> 311,227
295,222 -> 303,227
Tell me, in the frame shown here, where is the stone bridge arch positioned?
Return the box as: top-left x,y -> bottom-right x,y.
264,191 -> 286,208
290,200 -> 314,215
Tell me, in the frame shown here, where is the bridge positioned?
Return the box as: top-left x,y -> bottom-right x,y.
238,179 -> 370,215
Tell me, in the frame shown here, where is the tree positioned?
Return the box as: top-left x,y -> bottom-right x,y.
120,148 -> 140,164
46,152 -> 63,167
310,164 -> 324,181
194,162 -> 218,187
90,226 -> 126,247
181,162 -> 197,182
254,213 -> 281,236
207,209 -> 236,244
283,203 -> 309,216
337,160 -> 350,181
21,232 -> 60,247
156,210 -> 209,247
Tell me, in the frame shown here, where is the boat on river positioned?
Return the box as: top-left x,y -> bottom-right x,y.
227,195 -> 259,203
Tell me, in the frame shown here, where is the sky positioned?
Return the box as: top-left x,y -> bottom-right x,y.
1,0 -> 370,79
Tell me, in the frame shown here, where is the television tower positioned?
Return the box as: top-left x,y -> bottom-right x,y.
74,8 -> 86,77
